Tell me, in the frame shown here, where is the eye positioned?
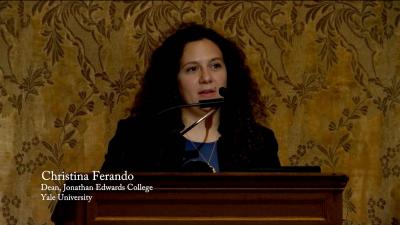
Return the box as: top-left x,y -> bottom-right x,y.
210,61 -> 223,71
185,65 -> 198,73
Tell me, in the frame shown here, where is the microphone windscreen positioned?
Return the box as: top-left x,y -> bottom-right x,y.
219,87 -> 227,97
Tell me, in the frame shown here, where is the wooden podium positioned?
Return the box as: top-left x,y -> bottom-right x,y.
52,172 -> 348,225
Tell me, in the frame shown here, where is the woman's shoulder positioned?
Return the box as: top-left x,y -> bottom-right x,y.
116,116 -> 139,126
116,115 -> 152,128
115,114 -> 179,136
251,122 -> 275,137
250,122 -> 278,150
249,122 -> 280,166
112,116 -> 153,139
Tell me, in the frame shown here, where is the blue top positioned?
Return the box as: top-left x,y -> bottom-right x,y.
183,140 -> 220,172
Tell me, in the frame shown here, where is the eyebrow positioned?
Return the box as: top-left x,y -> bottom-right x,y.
181,57 -> 224,68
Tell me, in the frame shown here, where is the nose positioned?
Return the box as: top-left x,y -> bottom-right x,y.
199,67 -> 212,84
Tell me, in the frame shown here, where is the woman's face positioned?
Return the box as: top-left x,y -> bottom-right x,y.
177,39 -> 227,105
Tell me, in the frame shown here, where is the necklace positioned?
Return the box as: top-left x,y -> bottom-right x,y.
187,140 -> 217,173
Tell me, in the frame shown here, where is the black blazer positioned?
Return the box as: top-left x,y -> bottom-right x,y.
101,116 -> 280,172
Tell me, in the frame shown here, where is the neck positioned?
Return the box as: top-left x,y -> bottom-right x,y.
181,107 -> 221,143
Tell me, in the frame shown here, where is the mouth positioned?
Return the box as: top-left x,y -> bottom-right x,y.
198,89 -> 217,98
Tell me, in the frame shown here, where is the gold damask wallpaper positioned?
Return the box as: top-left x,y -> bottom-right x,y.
0,1 -> 399,224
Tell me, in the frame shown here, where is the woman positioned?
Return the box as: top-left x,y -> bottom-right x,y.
101,23 -> 280,172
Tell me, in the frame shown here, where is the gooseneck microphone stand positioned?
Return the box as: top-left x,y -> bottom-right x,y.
156,98 -> 224,116
179,107 -> 219,135
156,88 -> 226,136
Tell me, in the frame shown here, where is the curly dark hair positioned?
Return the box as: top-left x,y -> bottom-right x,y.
131,23 -> 265,139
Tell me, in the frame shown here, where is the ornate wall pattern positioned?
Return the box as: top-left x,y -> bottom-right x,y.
0,1 -> 399,224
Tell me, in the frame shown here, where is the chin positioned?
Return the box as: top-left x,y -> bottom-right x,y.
200,107 -> 214,112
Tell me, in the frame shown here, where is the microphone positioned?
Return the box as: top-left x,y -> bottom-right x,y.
156,87 -> 226,116
218,87 -> 227,97
156,87 -> 227,135
198,98 -> 224,108
179,88 -> 227,135
197,87 -> 227,108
